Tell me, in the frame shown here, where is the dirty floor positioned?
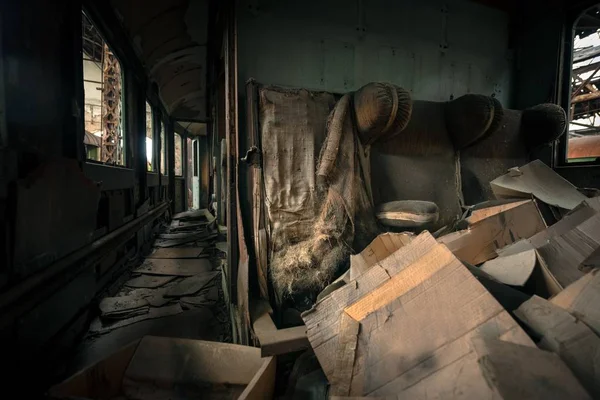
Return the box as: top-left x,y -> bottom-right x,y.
68,209 -> 230,375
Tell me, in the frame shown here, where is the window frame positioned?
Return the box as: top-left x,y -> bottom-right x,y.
81,8 -> 130,169
557,3 -> 600,168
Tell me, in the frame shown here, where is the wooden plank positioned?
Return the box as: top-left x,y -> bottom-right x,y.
467,200 -> 529,224
125,275 -> 177,289
99,296 -> 149,319
472,338 -> 591,399
159,231 -> 206,240
252,300 -> 310,357
516,295 -> 600,397
237,187 -> 251,344
247,80 -> 270,302
552,269 -> 600,335
438,200 -> 545,265
134,258 -> 213,276
479,248 -> 537,286
147,247 -> 206,259
172,208 -> 213,221
89,304 -> 183,335
155,233 -> 217,248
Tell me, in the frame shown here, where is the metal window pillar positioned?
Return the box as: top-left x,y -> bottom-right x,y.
167,118 -> 176,214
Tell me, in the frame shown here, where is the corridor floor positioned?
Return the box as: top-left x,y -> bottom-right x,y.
68,209 -> 230,374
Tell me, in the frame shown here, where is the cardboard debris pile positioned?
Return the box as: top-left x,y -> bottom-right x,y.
49,336 -> 275,400
301,160 -> 600,399
89,209 -> 223,335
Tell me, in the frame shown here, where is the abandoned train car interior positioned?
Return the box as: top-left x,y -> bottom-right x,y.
3,0 -> 600,398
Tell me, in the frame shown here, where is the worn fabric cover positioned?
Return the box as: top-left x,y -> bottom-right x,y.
259,86 -> 337,252
460,109 -> 529,205
371,101 -> 463,230
268,90 -> 380,295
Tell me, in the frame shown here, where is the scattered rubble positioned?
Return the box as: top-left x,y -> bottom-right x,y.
87,209 -> 224,336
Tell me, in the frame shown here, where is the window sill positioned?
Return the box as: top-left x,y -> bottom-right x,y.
83,162 -> 135,191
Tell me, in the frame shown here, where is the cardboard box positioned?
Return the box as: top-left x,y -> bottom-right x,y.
49,336 -> 276,400
438,200 -> 546,265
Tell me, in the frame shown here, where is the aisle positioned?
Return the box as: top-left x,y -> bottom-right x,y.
70,209 -> 229,371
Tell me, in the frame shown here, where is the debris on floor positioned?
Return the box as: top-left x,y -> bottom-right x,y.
295,161 -> 600,399
85,209 -> 225,338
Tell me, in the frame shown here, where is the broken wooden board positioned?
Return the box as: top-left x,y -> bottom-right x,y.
99,296 -> 149,319
252,300 -> 309,357
159,231 -> 206,240
172,208 -> 214,222
349,232 -> 413,280
147,247 -> 206,259
124,275 -> 177,289
490,160 -> 587,210
516,295 -> 600,397
164,272 -> 220,298
302,232 -> 534,396
134,259 -> 213,276
472,337 -> 591,399
146,291 -> 174,307
216,241 -> 227,254
155,233 -> 217,248
479,248 -> 537,286
467,199 -> 529,224
552,269 -> 600,336
180,286 -> 219,308
89,303 -> 183,335
438,199 -> 546,265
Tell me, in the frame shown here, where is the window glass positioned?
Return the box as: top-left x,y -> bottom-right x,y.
82,11 -> 126,165
146,102 -> 154,171
193,140 -> 199,177
160,121 -> 166,175
175,133 -> 183,176
568,6 -> 600,162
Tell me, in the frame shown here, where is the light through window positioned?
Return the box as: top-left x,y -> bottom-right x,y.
146,102 -> 154,171
82,11 -> 126,165
568,5 -> 600,162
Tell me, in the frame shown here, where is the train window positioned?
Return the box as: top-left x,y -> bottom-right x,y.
193,141 -> 199,177
175,133 -> 183,176
82,11 -> 126,166
567,5 -> 600,162
160,120 -> 167,175
146,102 -> 154,171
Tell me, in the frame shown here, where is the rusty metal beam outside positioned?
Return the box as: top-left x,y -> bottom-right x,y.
0,201 -> 169,329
